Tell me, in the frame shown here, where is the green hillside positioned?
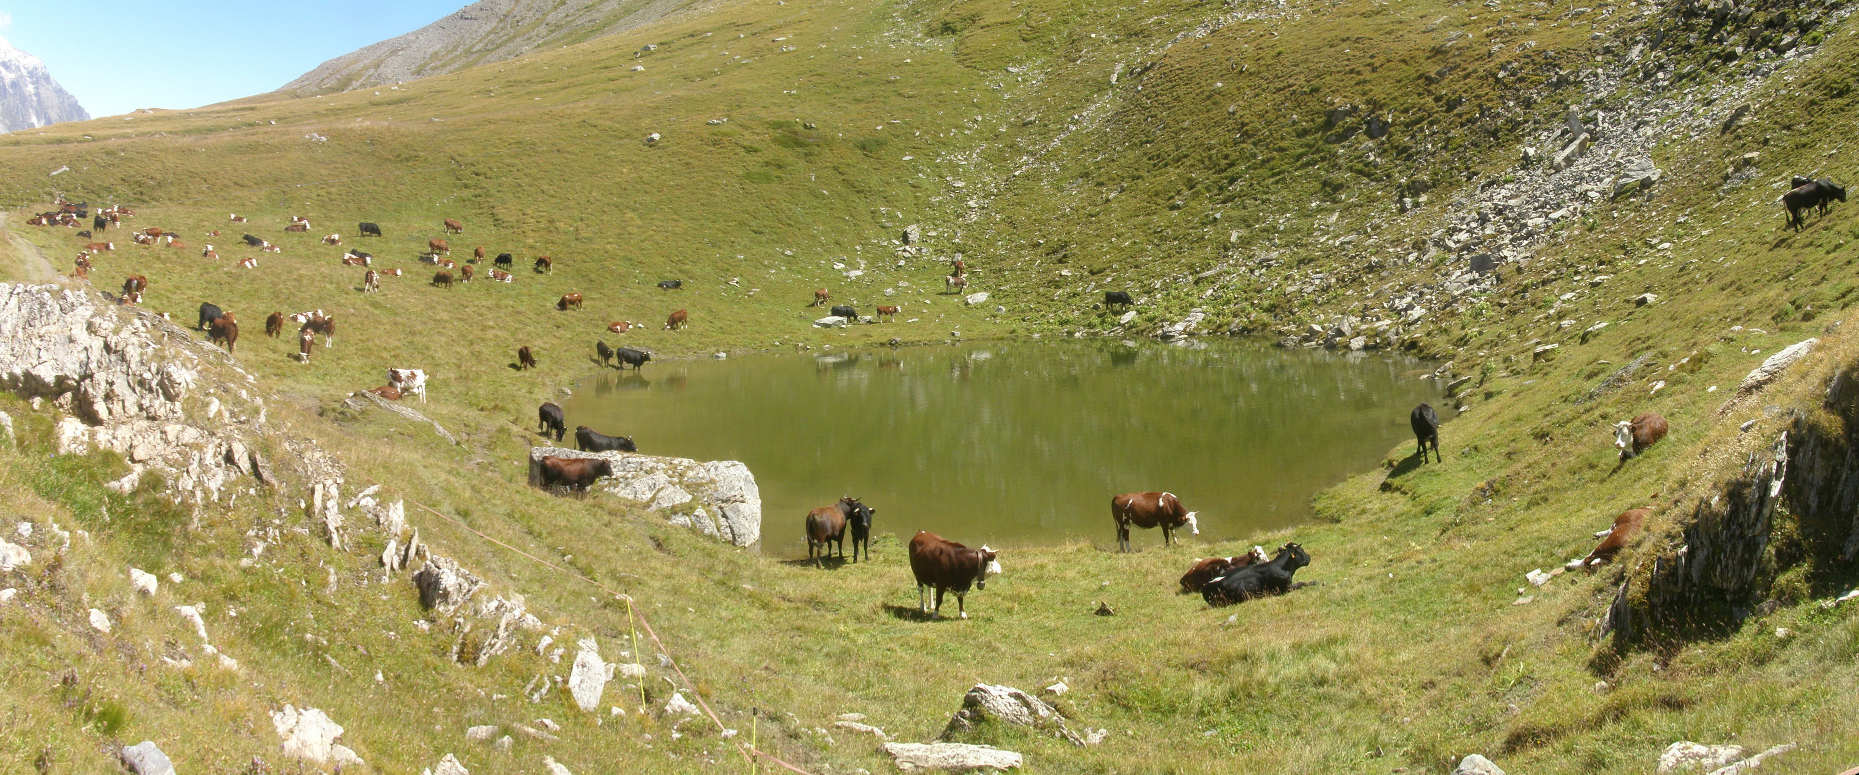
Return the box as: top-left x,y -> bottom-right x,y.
3,0 -> 1859,772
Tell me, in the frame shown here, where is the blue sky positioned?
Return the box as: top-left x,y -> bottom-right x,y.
0,2 -> 464,118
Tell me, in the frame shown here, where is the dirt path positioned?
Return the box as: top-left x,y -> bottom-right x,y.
0,211 -> 61,283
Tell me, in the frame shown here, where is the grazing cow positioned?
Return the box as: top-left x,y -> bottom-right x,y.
657,279 -> 682,290
494,252 -> 514,267
207,316 -> 238,353
433,270 -> 454,288
85,242 -> 114,252
1782,179 -> 1846,231
1202,543 -> 1312,607
830,304 -> 858,321
387,368 -> 428,403
595,341 -> 615,367
121,275 -> 148,305
1110,491 -> 1200,552
574,426 -> 636,453
428,238 -> 450,254
614,347 -> 651,370
1411,403 -> 1441,463
93,215 -> 108,231
537,402 -> 567,441
1614,412 -> 1668,461
197,302 -> 225,330
665,309 -> 688,330
322,234 -> 342,246
363,269 -> 380,292
608,321 -> 632,333
1582,508 -> 1650,569
265,311 -> 284,338
1104,291 -> 1134,311
229,213 -> 246,223
298,327 -> 315,362
876,305 -> 900,322
473,246 -> 485,260
535,256 -> 554,274
557,293 -> 583,311
489,268 -> 513,283
517,345 -> 537,370
141,227 -> 165,239
1178,546 -> 1270,594
442,218 -> 463,234
284,222 -> 309,233
844,497 -> 877,563
538,456 -> 614,493
358,222 -> 382,237
951,258 -> 967,277
241,233 -> 267,248
907,530 -> 1001,619
438,258 -> 457,270
812,288 -> 830,307
459,264 -> 474,282
946,274 -> 968,293
300,314 -> 335,348
805,503 -> 848,565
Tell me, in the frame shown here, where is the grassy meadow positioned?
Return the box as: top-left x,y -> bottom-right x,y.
2,0 -> 1859,772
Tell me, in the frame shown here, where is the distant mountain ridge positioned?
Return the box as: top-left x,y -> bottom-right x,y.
278,0 -> 708,96
0,37 -> 88,133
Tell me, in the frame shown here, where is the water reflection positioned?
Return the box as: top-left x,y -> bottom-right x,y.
564,339 -> 1440,556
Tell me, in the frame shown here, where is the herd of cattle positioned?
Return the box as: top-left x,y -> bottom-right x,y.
23,193 -> 1694,621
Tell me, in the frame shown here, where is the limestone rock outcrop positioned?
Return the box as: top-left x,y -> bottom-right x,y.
528,447 -> 761,546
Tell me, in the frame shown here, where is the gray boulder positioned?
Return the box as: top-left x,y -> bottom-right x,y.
566,637 -> 612,712
1453,754 -> 1505,775
120,741 -> 175,775
943,683 -> 1083,746
1658,741 -> 1747,774
414,555 -> 485,614
528,447 -> 761,546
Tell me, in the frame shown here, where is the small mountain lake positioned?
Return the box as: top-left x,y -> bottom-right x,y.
562,339 -> 1443,557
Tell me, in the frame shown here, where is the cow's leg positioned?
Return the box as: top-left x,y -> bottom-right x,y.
933,588 -> 945,619
1117,523 -> 1131,553
1163,526 -> 1173,547
956,593 -> 967,619
918,584 -> 928,614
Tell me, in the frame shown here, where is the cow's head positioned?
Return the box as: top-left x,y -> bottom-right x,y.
1181,511 -> 1200,536
1613,420 -> 1635,453
1281,542 -> 1311,571
1246,545 -> 1269,565
975,545 -> 1001,589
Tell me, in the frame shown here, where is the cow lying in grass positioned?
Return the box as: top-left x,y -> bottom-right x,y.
1202,543 -> 1310,607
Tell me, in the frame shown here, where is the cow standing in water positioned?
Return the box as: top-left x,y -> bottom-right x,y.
1110,491 -> 1199,552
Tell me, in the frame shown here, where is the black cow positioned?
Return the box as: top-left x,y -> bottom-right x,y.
596,341 -> 615,367
358,222 -> 382,237
1105,291 -> 1134,311
845,498 -> 877,563
830,305 -> 858,320
537,402 -> 566,442
241,233 -> 266,247
1784,178 -> 1846,231
575,426 -> 636,452
614,347 -> 651,370
93,215 -> 108,231
657,279 -> 683,290
197,302 -> 225,331
1410,403 -> 1440,463
495,253 -> 514,267
1202,543 -> 1311,607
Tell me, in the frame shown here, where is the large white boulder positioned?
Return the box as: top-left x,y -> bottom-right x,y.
272,705 -> 359,765
883,742 -> 1021,772
567,638 -> 612,712
529,448 -> 761,546
1658,741 -> 1747,774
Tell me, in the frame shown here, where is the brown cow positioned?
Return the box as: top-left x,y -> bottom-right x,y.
946,274 -> 968,294
428,238 -> 450,254
72,257 -> 89,279
363,269 -> 380,293
265,311 -> 284,338
366,384 -> 404,400
298,327 -> 315,363
1583,508 -> 1651,569
812,288 -> 830,307
538,455 -> 614,493
300,314 -> 336,348
876,305 -> 900,322
120,275 -> 148,305
1614,412 -> 1668,461
907,530 -> 1001,620
473,245 -> 485,260
85,241 -> 114,252
805,504 -> 849,566
208,316 -> 239,353
535,256 -> 553,274
608,321 -> 632,333
1178,546 -> 1270,593
517,345 -> 537,370
442,218 -> 463,234
557,293 -> 583,311
229,213 -> 246,223
951,257 -> 966,277
1111,491 -> 1200,552
488,268 -> 513,283
322,234 -> 342,246
238,256 -> 259,269
433,270 -> 454,288
665,309 -> 688,330
283,222 -> 309,233
459,264 -> 474,283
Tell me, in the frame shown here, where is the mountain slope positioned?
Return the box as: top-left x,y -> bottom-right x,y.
278,0 -> 714,96
0,36 -> 88,132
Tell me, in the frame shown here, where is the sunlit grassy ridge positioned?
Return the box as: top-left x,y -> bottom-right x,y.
0,0 -> 1858,772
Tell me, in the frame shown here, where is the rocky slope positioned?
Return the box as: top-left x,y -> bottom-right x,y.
0,36 -> 88,132
278,0 -> 709,96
